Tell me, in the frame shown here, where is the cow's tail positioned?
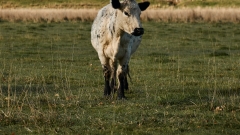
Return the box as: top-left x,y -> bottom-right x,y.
127,65 -> 132,84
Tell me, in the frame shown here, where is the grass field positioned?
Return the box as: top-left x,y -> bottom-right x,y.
0,21 -> 240,134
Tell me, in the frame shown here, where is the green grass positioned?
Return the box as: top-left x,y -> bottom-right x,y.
0,21 -> 240,134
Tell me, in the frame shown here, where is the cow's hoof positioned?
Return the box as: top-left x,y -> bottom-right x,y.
103,94 -> 112,99
117,96 -> 127,100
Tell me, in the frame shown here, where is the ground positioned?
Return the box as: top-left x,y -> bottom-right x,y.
0,21 -> 240,134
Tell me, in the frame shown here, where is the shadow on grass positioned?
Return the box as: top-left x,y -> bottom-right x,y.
217,87 -> 240,97
209,51 -> 229,57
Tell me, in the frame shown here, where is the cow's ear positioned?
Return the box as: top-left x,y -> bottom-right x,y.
138,1 -> 150,11
111,0 -> 121,9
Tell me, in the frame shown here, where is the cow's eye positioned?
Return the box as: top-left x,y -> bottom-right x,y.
124,11 -> 130,17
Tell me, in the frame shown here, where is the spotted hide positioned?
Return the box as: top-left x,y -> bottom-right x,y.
91,0 -> 150,99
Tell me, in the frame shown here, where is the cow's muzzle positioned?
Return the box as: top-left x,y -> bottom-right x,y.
131,28 -> 144,36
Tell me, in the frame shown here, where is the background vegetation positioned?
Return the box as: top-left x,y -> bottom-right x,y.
1,0 -> 240,23
1,7 -> 240,23
0,21 -> 240,134
1,0 -> 240,8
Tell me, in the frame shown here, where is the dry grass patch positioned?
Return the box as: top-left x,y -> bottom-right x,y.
0,8 -> 240,23
0,8 -> 98,22
141,7 -> 240,23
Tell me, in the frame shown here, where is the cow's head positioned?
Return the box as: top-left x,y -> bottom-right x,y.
111,0 -> 150,36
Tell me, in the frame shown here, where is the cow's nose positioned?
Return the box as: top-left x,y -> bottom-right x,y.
131,28 -> 144,36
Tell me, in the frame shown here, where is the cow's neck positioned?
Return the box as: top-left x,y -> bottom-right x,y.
112,11 -> 125,38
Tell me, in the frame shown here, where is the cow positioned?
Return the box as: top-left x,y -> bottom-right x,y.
91,0 -> 150,99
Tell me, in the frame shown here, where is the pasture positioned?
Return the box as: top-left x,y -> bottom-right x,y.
0,21 -> 240,134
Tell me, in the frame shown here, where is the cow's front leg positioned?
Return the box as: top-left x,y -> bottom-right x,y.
117,50 -> 131,99
98,51 -> 112,97
117,66 -> 126,99
117,65 -> 128,99
110,59 -> 118,93
103,65 -> 111,96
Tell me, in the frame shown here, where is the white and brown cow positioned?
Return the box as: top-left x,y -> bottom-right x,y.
91,0 -> 150,99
